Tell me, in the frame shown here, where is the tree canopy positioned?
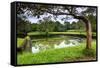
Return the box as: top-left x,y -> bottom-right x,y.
17,3 -> 96,21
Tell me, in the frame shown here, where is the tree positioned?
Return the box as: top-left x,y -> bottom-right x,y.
31,23 -> 38,31
70,22 -> 78,30
17,16 -> 31,35
64,22 -> 71,31
54,21 -> 66,32
37,17 -> 55,36
17,3 -> 97,49
70,20 -> 85,31
77,20 -> 85,30
54,21 -> 64,32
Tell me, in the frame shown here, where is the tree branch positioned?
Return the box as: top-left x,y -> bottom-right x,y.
46,10 -> 88,22
46,10 -> 72,15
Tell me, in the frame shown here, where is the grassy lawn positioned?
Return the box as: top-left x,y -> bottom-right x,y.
17,40 -> 96,65
28,32 -> 96,37
28,32 -> 46,36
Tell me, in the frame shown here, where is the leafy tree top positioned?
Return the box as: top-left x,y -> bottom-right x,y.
17,2 -> 97,22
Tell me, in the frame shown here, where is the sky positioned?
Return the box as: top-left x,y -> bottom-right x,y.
26,13 -> 79,24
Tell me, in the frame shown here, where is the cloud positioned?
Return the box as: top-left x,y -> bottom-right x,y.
26,13 -> 78,24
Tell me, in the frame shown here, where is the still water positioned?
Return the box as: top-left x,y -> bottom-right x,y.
31,36 -> 84,53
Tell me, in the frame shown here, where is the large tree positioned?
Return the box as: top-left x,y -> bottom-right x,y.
17,3 -> 97,49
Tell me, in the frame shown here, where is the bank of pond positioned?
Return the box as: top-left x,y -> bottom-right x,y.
17,32 -> 97,65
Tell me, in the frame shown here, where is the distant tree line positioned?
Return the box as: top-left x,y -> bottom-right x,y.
17,15 -> 96,35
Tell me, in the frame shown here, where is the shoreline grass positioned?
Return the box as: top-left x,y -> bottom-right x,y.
28,32 -> 96,37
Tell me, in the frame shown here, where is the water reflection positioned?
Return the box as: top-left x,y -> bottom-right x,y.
54,40 -> 79,49
31,36 -> 84,53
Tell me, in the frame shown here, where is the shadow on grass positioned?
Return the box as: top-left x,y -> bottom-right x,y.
82,48 -> 96,57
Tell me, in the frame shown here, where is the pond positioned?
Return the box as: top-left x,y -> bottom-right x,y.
31,36 -> 85,53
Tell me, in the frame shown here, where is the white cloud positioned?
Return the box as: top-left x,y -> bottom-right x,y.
27,13 -> 78,24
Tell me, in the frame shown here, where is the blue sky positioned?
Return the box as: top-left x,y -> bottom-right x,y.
26,13 -> 79,24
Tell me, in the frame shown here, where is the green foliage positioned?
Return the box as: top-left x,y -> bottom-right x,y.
71,22 -> 78,29
70,21 -> 85,31
88,15 -> 96,32
17,17 -> 32,34
31,23 -> 38,31
17,15 -> 96,35
64,22 -> 71,30
54,21 -> 65,32
77,20 -> 85,30
37,17 -> 56,32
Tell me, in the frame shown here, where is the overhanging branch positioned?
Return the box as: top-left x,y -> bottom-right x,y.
46,10 -> 88,22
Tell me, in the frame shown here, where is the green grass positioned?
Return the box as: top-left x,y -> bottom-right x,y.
67,30 -> 85,32
17,38 -> 24,48
28,32 -> 46,36
28,32 -> 96,37
17,40 -> 96,65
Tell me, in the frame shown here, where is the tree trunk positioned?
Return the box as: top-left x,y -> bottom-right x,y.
73,15 -> 92,49
85,20 -> 92,49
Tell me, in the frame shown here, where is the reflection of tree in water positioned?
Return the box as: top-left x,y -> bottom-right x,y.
63,36 -> 72,45
64,40 -> 70,45
33,37 -> 64,49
